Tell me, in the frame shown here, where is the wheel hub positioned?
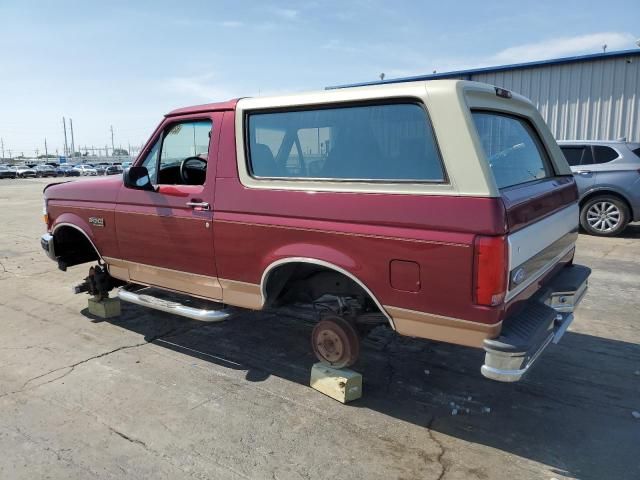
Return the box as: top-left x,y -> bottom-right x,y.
316,330 -> 343,363
587,201 -> 620,232
311,316 -> 361,368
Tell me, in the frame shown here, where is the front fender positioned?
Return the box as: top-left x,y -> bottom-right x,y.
51,213 -> 104,260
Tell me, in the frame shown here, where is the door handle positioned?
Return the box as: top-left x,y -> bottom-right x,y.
186,201 -> 210,210
576,170 -> 592,175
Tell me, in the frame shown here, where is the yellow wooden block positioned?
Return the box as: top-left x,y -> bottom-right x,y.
310,363 -> 362,403
88,297 -> 121,319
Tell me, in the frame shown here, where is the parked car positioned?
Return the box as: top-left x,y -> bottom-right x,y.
74,164 -> 98,176
34,164 -> 58,178
40,80 -> 590,383
105,165 -> 123,175
121,161 -> 132,169
0,165 -> 17,179
56,165 -> 81,177
14,165 -> 36,178
93,162 -> 111,175
559,140 -> 640,236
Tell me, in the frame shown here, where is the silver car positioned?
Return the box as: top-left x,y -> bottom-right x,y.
13,165 -> 37,178
559,140 -> 640,236
74,164 -> 98,176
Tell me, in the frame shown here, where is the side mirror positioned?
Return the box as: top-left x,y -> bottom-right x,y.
123,166 -> 155,191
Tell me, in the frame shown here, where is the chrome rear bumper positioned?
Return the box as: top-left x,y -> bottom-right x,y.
481,264 -> 590,382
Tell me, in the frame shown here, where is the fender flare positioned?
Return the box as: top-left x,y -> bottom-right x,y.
579,187 -> 635,217
52,218 -> 104,262
260,257 -> 395,330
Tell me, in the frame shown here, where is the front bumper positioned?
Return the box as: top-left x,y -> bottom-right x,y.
481,264 -> 591,382
40,233 -> 56,261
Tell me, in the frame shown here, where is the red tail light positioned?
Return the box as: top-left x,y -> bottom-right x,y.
474,235 -> 508,306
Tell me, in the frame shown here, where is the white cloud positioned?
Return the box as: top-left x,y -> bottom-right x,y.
220,20 -> 243,28
384,31 -> 638,81
321,39 -> 361,54
162,73 -> 235,101
273,8 -> 299,20
491,32 -> 636,64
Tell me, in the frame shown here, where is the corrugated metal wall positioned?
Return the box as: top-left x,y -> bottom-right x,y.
468,56 -> 640,142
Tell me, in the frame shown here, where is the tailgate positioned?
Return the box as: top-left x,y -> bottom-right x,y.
470,97 -> 579,302
505,201 -> 578,301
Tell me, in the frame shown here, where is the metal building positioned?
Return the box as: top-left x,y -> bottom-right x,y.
330,49 -> 640,142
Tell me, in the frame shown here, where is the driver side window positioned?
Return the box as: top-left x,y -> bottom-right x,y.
141,119 -> 212,186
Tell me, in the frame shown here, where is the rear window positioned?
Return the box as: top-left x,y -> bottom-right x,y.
247,103 -> 445,182
472,112 -> 553,189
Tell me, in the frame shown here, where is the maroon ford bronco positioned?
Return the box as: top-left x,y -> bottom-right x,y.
41,80 -> 590,382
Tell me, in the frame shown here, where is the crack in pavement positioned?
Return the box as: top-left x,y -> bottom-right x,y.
426,415 -> 449,480
0,323 -> 202,401
107,426 -> 147,447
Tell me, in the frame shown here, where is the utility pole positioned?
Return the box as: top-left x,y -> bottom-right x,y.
110,125 -> 115,156
70,118 -> 75,157
62,117 -> 69,156
1,138 -> 4,159
44,138 -> 48,158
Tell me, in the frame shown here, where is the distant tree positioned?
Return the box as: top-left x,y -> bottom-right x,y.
112,148 -> 129,156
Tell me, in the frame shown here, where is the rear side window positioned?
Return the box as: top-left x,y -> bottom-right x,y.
472,112 -> 553,189
560,147 -> 584,166
560,146 -> 593,166
592,145 -> 618,164
247,103 -> 445,182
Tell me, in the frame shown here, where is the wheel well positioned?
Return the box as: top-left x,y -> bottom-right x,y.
580,190 -> 633,217
262,261 -> 388,322
53,225 -> 100,267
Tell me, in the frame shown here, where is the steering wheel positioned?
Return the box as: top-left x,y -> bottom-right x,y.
179,156 -> 207,184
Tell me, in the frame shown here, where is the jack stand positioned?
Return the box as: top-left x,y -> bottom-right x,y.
87,295 -> 121,319
310,363 -> 362,403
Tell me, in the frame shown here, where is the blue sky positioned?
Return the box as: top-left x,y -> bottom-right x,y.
0,0 -> 638,157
